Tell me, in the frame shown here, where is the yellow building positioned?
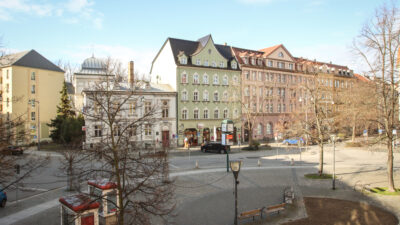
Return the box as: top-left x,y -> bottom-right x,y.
0,50 -> 64,143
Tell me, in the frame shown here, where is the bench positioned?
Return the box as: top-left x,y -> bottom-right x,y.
264,203 -> 286,215
238,208 -> 264,221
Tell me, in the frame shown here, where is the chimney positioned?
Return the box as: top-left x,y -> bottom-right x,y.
128,61 -> 134,88
224,42 -> 227,46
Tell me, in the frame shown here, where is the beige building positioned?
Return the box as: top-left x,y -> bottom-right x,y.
0,50 -> 64,143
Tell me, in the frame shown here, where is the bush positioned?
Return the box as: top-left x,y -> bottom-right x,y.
338,133 -> 346,139
251,141 -> 260,149
345,142 -> 363,147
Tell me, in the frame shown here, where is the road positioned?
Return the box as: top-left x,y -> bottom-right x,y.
0,142 -> 399,225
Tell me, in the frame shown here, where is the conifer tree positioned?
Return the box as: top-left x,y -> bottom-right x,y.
57,81 -> 75,118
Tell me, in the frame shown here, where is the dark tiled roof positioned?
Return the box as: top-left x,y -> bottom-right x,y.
168,36 -> 238,70
65,82 -> 75,94
0,50 -> 64,73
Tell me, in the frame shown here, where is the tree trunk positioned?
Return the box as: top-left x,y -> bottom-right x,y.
352,114 -> 356,142
249,128 -> 253,146
318,143 -> 324,176
387,139 -> 396,192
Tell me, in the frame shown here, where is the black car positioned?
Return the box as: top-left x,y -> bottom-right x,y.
201,142 -> 230,154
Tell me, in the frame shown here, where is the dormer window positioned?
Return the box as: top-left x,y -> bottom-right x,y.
211,61 -> 217,67
278,52 -> 284,58
289,64 -> 293,70
268,60 -> 273,67
231,61 -> 237,69
258,59 -> 262,66
242,57 -> 248,64
251,58 -> 255,65
196,59 -> 201,65
204,60 -> 209,66
180,57 -> 187,64
219,62 -> 224,68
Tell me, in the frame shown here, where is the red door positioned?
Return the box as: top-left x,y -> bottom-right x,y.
81,214 -> 94,225
162,131 -> 169,148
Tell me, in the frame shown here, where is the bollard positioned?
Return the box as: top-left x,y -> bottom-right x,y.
195,160 -> 199,169
258,159 -> 261,167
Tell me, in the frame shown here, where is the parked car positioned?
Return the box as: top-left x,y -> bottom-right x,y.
201,142 -> 230,154
0,186 -> 6,208
2,146 -> 23,155
282,138 -> 304,146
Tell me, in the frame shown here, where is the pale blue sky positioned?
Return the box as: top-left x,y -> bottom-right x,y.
0,0 -> 387,74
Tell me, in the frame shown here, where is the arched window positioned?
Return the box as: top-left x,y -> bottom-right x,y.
203,90 -> 209,101
222,75 -> 228,85
214,109 -> 219,119
213,74 -> 219,85
266,123 -> 272,134
257,123 -> 263,135
223,109 -> 228,119
193,108 -> 199,119
223,91 -> 228,101
203,109 -> 209,119
213,91 -> 219,101
182,109 -> 188,119
181,72 -> 187,83
181,90 -> 188,101
193,73 -> 199,84
203,74 -> 209,84
193,90 -> 199,101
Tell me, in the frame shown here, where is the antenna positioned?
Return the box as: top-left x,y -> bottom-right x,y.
90,44 -> 94,57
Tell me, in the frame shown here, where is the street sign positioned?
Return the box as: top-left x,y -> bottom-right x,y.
221,119 -> 234,133
363,130 -> 368,137
393,129 -> 397,135
227,134 -> 233,140
82,126 -> 86,131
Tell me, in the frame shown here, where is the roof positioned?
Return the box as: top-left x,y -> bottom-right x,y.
88,179 -> 117,190
65,82 -> 75,95
259,44 -> 283,56
0,50 -> 64,72
59,194 -> 100,212
150,83 -> 175,92
294,57 -> 349,70
75,56 -> 108,75
354,73 -> 370,82
167,36 -> 238,70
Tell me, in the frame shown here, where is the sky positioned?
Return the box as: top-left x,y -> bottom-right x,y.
0,0 -> 389,76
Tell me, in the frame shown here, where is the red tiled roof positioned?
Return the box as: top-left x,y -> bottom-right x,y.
258,44 -> 283,56
294,57 -> 349,70
354,73 -> 370,82
88,179 -> 117,190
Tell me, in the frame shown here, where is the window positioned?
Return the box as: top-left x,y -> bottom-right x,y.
30,111 -> 35,121
259,87 -> 263,96
196,59 -> 201,65
278,104 -> 281,113
211,61 -> 216,67
282,104 -> 286,112
214,109 -> 219,119
252,72 -> 256,80
113,126 -> 121,136
162,108 -> 168,118
289,64 -> 293,70
233,75 -> 238,84
203,74 -> 209,84
213,91 -> 219,101
129,102 -> 136,115
257,124 -> 262,135
193,74 -> 199,84
223,109 -> 228,119
245,71 -> 250,80
94,125 -> 102,137
222,76 -> 228,85
232,61 -> 237,69
203,109 -> 209,119
213,74 -> 219,85
251,58 -> 255,65
258,72 -> 262,81
182,109 -> 187,119
268,60 -> 273,67
107,191 -> 118,213
252,103 -> 257,112
194,109 -> 199,119
181,73 -> 187,83
180,57 -> 187,64
6,70 -> 9,79
244,87 -> 249,96
234,109 -> 238,118
204,60 -> 209,66
31,72 -> 35,80
6,83 -> 9,93
6,97 -> 9,107
279,52 -> 284,58
243,57 -> 248,64
145,102 -> 151,114
220,62 -> 224,68
266,123 -> 272,134
259,102 -> 263,112
203,90 -> 209,101
270,102 -> 273,112
145,124 -> 152,135
193,91 -> 199,101
258,59 -> 263,66
181,91 -> 188,101
223,91 -> 228,101
252,86 -> 256,96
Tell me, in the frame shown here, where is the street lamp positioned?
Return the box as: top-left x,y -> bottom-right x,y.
299,97 -> 308,151
330,134 -> 336,190
29,99 -> 40,151
230,160 -> 242,225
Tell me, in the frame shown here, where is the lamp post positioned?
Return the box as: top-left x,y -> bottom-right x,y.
29,99 -> 40,151
330,134 -> 336,190
299,97 -> 308,151
230,160 -> 242,225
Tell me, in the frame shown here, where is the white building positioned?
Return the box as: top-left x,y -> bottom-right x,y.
83,82 -> 177,149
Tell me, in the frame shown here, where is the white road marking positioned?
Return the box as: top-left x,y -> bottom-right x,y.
169,164 -> 180,169
0,198 -> 59,225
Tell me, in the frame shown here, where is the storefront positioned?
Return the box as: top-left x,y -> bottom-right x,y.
184,128 -> 198,146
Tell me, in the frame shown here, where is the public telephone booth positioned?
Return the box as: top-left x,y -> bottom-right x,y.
88,179 -> 119,225
59,194 -> 100,225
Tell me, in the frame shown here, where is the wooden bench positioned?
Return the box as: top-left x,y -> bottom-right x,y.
238,208 -> 264,221
264,203 -> 286,215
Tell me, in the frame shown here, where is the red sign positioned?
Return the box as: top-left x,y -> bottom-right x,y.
82,126 -> 86,131
227,134 -> 233,140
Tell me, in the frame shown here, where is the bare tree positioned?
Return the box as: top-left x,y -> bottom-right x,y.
353,1 -> 400,192
81,58 -> 175,224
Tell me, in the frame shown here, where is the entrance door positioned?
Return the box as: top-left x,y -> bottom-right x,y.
162,131 -> 169,148
81,214 -> 94,225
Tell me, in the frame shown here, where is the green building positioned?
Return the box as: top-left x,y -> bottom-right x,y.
151,35 -> 242,146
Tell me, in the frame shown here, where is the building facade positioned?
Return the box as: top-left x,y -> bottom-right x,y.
0,50 -> 64,143
83,84 -> 177,148
151,35 -> 242,146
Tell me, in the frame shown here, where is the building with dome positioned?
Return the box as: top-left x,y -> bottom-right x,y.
72,56 -> 114,111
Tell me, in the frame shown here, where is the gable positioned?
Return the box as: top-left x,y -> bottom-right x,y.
191,37 -> 228,66
266,45 -> 295,62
